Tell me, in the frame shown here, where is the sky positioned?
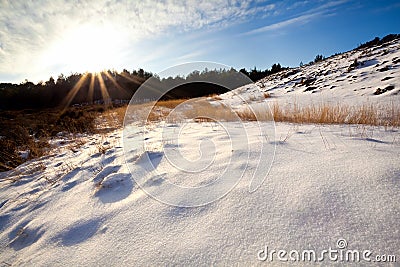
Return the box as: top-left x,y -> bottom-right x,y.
0,0 -> 399,83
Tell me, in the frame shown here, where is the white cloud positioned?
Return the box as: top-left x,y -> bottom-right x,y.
244,0 -> 349,35
0,0 -> 276,80
175,50 -> 204,62
244,13 -> 319,35
286,1 -> 311,10
0,43 -> 5,55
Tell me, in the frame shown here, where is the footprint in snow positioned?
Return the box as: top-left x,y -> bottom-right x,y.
10,201 -> 29,212
0,214 -> 11,232
93,165 -> 121,185
135,151 -> 164,171
54,162 -> 63,167
94,173 -> 133,203
0,199 -> 8,209
61,180 -> 78,192
100,155 -> 117,166
8,221 -> 45,251
61,167 -> 82,182
53,219 -> 101,246
143,174 -> 165,187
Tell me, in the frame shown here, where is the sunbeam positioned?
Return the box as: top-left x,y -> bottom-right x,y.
97,72 -> 112,106
119,71 -> 143,85
88,73 -> 96,104
61,73 -> 89,111
103,71 -> 131,98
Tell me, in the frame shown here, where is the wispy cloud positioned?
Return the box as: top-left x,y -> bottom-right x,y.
286,1 -> 311,10
175,51 -> 204,61
0,43 -> 5,55
0,0 -> 277,81
244,13 -> 319,35
0,0 -> 367,83
243,0 -> 349,35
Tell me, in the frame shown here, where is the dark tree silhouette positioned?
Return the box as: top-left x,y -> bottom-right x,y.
357,34 -> 400,49
314,54 -> 324,63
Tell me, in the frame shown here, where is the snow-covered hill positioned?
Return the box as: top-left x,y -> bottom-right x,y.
219,37 -> 400,108
0,38 -> 399,266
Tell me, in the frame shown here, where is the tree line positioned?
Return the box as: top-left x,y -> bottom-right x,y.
0,64 -> 286,110
239,63 -> 288,81
0,69 -> 154,110
357,34 -> 400,50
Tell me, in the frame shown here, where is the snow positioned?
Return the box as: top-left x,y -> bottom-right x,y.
18,150 -> 29,160
1,122 -> 399,265
1,39 -> 400,265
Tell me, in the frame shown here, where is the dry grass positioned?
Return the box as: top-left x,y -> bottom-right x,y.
155,99 -> 187,109
148,106 -> 173,122
101,100 -> 193,126
0,104 -> 127,172
101,105 -> 127,129
129,98 -> 240,123
67,138 -> 87,153
129,97 -> 400,128
236,106 -> 273,121
210,94 -> 223,100
97,144 -> 109,155
147,99 -> 189,122
0,125 -> 49,172
183,99 -> 239,122
125,99 -> 188,123
270,102 -> 400,127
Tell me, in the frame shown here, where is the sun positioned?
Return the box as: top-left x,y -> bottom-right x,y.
42,23 -> 127,73
39,23 -> 136,109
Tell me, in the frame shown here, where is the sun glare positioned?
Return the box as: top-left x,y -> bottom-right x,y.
38,23 -> 141,109
42,24 -> 126,73
40,24 -> 135,110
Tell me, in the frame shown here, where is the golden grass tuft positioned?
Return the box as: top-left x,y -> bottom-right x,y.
234,101 -> 400,127
129,98 -> 400,127
270,102 -> 400,127
263,92 -> 270,99
211,94 -> 223,100
183,99 -> 239,122
236,106 -> 273,121
101,105 -> 127,129
155,99 -> 188,109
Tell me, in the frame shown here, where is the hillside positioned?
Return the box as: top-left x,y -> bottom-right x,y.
219,36 -> 400,107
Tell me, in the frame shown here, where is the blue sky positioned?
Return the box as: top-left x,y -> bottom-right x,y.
0,0 -> 399,83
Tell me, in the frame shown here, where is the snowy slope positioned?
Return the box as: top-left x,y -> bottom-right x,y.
218,38 -> 400,108
1,39 -> 400,266
1,123 -> 399,265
